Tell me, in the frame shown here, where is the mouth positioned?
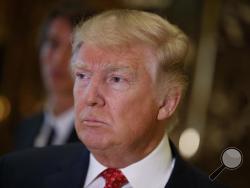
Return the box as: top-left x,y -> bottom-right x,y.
82,118 -> 108,127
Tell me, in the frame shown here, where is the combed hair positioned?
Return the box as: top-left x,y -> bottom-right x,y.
72,9 -> 189,93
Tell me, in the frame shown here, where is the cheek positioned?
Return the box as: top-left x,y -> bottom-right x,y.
40,53 -> 52,76
107,92 -> 147,127
40,46 -> 50,62
73,86 -> 83,113
112,88 -> 157,127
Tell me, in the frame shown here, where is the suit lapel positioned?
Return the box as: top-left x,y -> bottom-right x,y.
15,112 -> 44,149
67,123 -> 79,143
165,141 -> 193,188
44,145 -> 90,188
30,112 -> 45,143
165,141 -> 224,188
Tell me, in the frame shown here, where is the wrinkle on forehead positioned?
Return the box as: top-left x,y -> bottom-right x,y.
72,59 -> 136,73
72,43 -> 158,81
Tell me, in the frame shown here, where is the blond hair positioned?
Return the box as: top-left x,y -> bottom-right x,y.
72,9 -> 188,90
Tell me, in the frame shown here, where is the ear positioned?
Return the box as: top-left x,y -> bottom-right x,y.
157,87 -> 182,121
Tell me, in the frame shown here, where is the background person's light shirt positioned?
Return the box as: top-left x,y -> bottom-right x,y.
84,134 -> 175,188
34,107 -> 74,147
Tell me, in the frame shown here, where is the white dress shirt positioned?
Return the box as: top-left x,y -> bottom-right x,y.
84,134 -> 175,188
34,107 -> 75,147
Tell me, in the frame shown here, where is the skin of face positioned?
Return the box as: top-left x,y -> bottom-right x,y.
72,43 -> 179,167
39,17 -> 74,97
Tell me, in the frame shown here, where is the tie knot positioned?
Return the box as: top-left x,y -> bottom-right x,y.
101,168 -> 128,188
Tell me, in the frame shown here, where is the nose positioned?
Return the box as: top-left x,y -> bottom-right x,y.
85,79 -> 105,107
53,46 -> 71,66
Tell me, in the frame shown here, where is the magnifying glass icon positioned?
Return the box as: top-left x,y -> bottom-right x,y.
209,147 -> 243,181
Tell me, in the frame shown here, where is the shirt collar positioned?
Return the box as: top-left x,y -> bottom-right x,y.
84,154 -> 106,187
44,107 -> 75,138
84,134 -> 174,188
121,134 -> 173,188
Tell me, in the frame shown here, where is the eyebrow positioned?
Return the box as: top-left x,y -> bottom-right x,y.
71,61 -> 135,73
71,60 -> 85,70
105,65 -> 135,72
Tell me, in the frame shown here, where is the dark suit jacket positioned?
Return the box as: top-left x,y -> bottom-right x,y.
15,112 -> 79,150
0,142 -> 226,188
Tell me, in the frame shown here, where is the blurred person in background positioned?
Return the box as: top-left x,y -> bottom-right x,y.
1,9 -> 225,188
14,1 -> 91,149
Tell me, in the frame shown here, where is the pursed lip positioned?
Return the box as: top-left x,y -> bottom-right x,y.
82,118 -> 109,127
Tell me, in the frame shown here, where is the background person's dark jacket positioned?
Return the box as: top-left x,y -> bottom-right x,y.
15,112 -> 79,150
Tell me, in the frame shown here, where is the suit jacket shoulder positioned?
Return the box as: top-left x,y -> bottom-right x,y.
1,141 -> 228,188
166,142 -> 228,188
0,143 -> 89,188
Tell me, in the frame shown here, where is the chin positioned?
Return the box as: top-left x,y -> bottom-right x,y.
77,129 -> 113,151
84,139 -> 112,152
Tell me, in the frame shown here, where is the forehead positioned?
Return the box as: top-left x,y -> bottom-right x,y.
46,17 -> 72,38
73,43 -> 157,72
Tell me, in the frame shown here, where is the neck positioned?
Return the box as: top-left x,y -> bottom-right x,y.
92,129 -> 165,168
47,92 -> 73,116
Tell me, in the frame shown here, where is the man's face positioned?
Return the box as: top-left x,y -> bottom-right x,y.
73,43 -> 165,154
40,17 -> 73,96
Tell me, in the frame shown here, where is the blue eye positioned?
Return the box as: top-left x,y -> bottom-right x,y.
75,73 -> 89,80
76,73 -> 84,79
107,75 -> 130,91
111,76 -> 123,83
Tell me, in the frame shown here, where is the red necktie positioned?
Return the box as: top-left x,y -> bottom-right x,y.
101,168 -> 128,188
